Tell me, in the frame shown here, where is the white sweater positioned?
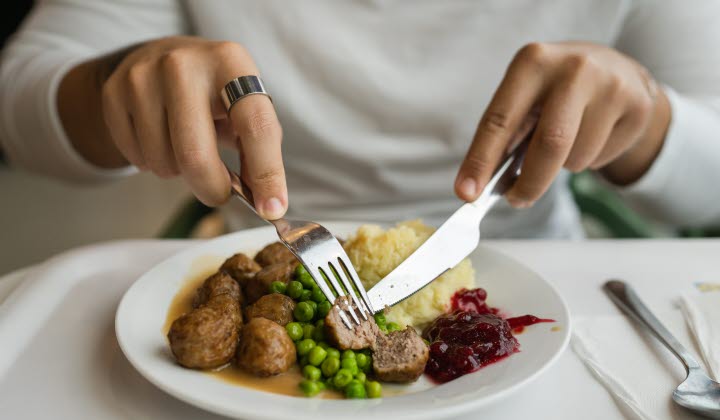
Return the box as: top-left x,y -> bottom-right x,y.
2,0 -> 720,237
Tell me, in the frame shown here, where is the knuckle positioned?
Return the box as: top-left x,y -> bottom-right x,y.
212,41 -> 248,60
605,74 -> 626,101
176,148 -> 212,172
537,126 -> 571,155
632,95 -> 654,122
515,42 -> 547,66
479,109 -> 512,135
565,53 -> 595,78
160,49 -> 191,77
250,167 -> 283,189
462,153 -> 494,176
241,110 -> 279,139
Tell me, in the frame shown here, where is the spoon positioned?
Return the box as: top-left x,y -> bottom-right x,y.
604,280 -> 720,419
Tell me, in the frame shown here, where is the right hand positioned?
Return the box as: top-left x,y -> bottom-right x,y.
101,36 -> 287,218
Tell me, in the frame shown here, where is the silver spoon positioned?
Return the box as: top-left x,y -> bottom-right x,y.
604,280 -> 720,419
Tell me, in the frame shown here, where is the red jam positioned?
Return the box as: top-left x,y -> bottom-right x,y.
422,311 -> 519,383
423,288 -> 556,383
450,288 -> 499,315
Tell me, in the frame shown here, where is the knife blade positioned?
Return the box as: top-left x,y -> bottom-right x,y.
366,141 -> 528,312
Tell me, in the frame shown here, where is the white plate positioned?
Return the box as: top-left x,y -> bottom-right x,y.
116,222 -> 570,420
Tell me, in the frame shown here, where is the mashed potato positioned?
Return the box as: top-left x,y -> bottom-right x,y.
344,220 -> 475,329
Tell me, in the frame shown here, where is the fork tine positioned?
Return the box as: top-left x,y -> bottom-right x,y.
303,263 -> 336,305
328,262 -> 366,322
320,266 -> 360,325
338,256 -> 375,315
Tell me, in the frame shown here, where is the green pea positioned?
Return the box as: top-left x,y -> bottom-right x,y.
312,320 -> 325,341
341,357 -> 359,375
285,322 -> 304,341
365,381 -> 382,398
294,302 -> 315,322
355,371 -> 367,384
321,357 -> 340,378
355,353 -> 369,370
379,325 -> 388,334
268,280 -> 287,294
373,312 -> 387,327
344,380 -> 367,399
296,338 -> 316,356
307,300 -> 318,314
295,265 -> 316,289
341,350 -> 356,360
303,365 -> 322,381
333,368 -> 353,389
308,346 -> 328,366
286,281 -> 304,299
310,287 -> 326,303
387,322 -> 401,332
317,301 -> 332,318
300,289 -> 312,302
317,341 -> 329,349
361,354 -> 372,372
326,348 -> 340,360
299,379 -> 322,397
303,324 -> 315,340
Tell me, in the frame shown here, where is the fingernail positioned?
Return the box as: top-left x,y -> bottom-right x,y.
261,197 -> 285,220
458,177 -> 478,199
507,196 -> 533,209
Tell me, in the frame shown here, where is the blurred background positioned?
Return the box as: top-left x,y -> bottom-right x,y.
1,2 -> 715,276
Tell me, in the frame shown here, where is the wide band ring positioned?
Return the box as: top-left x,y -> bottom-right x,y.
220,75 -> 271,112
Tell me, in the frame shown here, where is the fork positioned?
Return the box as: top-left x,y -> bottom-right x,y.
227,168 -> 373,329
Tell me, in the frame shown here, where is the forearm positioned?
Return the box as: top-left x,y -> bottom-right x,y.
57,46 -> 139,169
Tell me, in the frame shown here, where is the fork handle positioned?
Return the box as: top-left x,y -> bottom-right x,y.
604,280 -> 702,373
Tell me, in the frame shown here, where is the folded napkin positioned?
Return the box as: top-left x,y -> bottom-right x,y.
572,288 -> 720,420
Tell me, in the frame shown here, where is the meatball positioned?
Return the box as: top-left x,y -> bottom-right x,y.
206,293 -> 243,328
325,296 -> 381,350
167,303 -> 240,369
193,271 -> 242,308
372,327 -> 429,383
244,262 -> 296,305
236,318 -> 296,377
254,242 -> 297,267
220,252 -> 262,287
244,293 -> 296,326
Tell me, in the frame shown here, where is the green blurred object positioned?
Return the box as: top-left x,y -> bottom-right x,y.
158,198 -> 213,239
569,172 -> 665,238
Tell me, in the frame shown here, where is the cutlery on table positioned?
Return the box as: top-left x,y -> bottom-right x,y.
227,168 -> 373,329
367,139 -> 530,311
604,279 -> 720,419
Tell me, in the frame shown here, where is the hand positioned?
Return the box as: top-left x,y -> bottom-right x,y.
454,42 -> 671,208
64,36 -> 287,218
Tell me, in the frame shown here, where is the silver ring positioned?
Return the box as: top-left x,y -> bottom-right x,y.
220,75 -> 271,112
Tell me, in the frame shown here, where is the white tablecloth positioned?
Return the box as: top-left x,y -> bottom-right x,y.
1,239 -> 717,420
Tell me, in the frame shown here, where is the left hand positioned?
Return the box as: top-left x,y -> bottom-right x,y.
455,42 -> 671,208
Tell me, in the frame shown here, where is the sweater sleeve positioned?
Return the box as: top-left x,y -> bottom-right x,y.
0,0 -> 189,183
613,0 -> 720,227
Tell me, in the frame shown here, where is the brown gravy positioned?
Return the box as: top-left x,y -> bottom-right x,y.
163,255 -> 340,398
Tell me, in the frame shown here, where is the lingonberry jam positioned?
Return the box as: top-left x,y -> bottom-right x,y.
422,311 -> 519,383
422,288 -> 556,383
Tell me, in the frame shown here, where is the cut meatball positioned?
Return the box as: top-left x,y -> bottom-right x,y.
220,253 -> 262,288
244,293 -> 296,326
372,327 -> 429,383
244,262 -> 296,305
193,271 -> 242,308
236,318 -> 296,377
167,303 -> 239,369
254,242 -> 297,267
325,296 -> 381,350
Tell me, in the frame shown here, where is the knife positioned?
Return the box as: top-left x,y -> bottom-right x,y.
367,140 -> 529,312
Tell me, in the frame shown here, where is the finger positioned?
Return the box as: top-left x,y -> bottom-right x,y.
455,43 -> 549,201
214,44 -> 287,220
590,95 -> 654,169
163,57 -> 231,207
101,79 -> 146,169
563,102 -> 621,173
506,77 -> 590,207
127,67 -> 178,178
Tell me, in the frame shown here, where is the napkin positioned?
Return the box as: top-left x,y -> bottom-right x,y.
572,289 -> 720,420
